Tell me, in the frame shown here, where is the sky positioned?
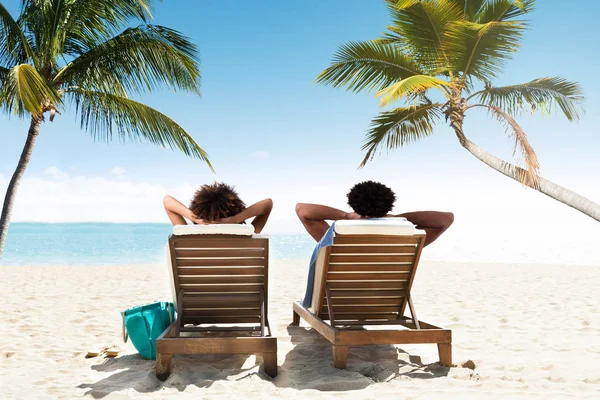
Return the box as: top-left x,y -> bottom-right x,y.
1,0 -> 600,257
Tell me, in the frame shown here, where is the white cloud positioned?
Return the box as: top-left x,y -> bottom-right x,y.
44,166 -> 69,180
250,150 -> 270,159
110,166 -> 126,177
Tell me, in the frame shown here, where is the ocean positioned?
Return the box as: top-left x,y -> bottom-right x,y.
1,222 -> 599,266
0,223 -> 315,266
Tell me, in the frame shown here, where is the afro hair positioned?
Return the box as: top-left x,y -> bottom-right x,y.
347,181 -> 396,218
189,182 -> 246,222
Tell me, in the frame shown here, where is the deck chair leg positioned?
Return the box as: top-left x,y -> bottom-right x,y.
437,343 -> 452,367
292,310 -> 300,326
156,353 -> 172,381
332,345 -> 348,369
406,292 -> 421,330
263,352 -> 278,378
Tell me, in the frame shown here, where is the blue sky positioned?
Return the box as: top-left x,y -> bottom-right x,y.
1,1 -> 600,246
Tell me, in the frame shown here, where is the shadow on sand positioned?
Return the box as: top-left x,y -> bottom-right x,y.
78,324 -> 450,397
77,352 -> 272,399
277,325 -> 450,391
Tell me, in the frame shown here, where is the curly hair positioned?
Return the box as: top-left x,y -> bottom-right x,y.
347,181 -> 396,218
189,182 -> 246,222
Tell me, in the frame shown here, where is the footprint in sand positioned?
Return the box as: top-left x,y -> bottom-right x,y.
583,378 -> 600,384
4,352 -> 15,358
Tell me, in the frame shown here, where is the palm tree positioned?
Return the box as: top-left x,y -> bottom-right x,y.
317,0 -> 600,222
0,0 -> 212,258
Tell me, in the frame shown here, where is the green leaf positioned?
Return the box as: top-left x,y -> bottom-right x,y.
0,3 -> 36,67
470,77 -> 584,121
383,0 -> 464,72
475,0 -> 535,23
360,102 -> 443,166
443,19 -> 526,83
67,88 -> 212,170
54,24 -> 201,96
19,0 -> 153,64
0,63 -> 60,116
376,75 -> 449,107
452,0 -> 486,20
315,40 -> 422,93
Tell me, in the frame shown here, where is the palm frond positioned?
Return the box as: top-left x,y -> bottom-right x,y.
0,3 -> 36,66
19,0 -> 153,62
485,104 -> 540,187
0,65 -> 9,80
443,19 -> 526,83
54,24 -> 201,96
475,0 -> 535,23
59,0 -> 153,56
0,63 -> 60,116
67,88 -> 212,169
315,40 -> 422,93
452,0 -> 485,20
471,77 -> 584,121
383,0 -> 464,72
360,101 -> 443,166
376,75 -> 449,107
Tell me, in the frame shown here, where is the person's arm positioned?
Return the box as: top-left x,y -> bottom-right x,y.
295,203 -> 362,241
218,198 -> 273,233
163,195 -> 204,226
393,211 -> 454,247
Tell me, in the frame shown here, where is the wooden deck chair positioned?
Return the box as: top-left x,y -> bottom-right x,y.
292,219 -> 452,369
156,224 -> 277,380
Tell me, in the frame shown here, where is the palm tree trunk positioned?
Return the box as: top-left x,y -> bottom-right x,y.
0,115 -> 44,258
450,119 -> 600,222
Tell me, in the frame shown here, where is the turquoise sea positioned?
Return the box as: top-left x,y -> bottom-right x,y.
1,223 -> 315,266
3,222 -> 599,266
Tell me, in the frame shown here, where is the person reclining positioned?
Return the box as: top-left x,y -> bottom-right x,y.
295,180 -> 453,246
163,182 -> 273,234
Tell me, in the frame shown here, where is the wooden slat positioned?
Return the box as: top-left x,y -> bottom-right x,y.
179,284 -> 263,293
178,276 -> 264,285
181,316 -> 261,324
176,258 -> 265,267
321,306 -> 401,314
328,289 -> 406,297
181,309 -> 261,317
334,236 -> 421,245
324,297 -> 403,306
327,281 -> 405,289
179,326 -> 261,333
156,336 -> 276,354
326,273 -> 410,281
172,238 -> 267,249
323,313 -> 398,320
184,301 -> 262,309
175,249 -> 264,258
331,245 -> 417,254
329,255 -> 415,263
337,328 -> 451,346
177,267 -> 265,276
183,293 -> 260,303
327,264 -> 414,272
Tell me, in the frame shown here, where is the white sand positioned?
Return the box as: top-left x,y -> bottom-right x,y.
1,260 -> 599,399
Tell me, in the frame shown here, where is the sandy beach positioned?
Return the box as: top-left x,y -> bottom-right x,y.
1,260 -> 599,399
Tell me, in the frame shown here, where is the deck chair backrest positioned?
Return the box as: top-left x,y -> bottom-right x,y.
168,234 -> 269,327
315,232 -> 426,325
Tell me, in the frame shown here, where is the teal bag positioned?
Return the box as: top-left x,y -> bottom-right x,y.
122,301 -> 176,360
